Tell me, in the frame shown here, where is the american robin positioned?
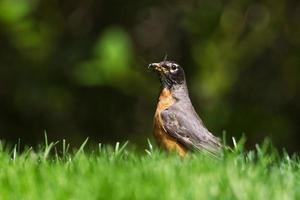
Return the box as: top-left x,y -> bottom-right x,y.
149,60 -> 222,158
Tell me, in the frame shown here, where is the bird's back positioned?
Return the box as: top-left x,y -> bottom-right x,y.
160,88 -> 222,156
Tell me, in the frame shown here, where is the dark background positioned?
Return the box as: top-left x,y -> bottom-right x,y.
0,0 -> 299,152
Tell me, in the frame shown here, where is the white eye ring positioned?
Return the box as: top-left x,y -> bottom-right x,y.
170,64 -> 178,73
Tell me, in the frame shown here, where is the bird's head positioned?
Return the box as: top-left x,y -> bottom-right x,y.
148,61 -> 185,88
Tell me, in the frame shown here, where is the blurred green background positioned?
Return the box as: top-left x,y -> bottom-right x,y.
0,0 -> 299,152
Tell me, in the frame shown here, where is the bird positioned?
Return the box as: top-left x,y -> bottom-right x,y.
148,60 -> 222,158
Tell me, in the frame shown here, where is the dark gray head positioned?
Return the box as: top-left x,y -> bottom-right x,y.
148,61 -> 186,88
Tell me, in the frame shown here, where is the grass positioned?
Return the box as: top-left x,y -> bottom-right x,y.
0,137 -> 299,200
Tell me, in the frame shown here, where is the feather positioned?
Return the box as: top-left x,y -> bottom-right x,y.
161,104 -> 222,157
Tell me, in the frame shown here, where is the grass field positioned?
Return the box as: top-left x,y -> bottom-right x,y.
0,137 -> 299,200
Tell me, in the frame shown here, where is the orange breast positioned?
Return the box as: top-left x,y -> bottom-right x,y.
153,88 -> 187,158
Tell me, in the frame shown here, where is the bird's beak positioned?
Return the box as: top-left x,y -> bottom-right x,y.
148,63 -> 164,73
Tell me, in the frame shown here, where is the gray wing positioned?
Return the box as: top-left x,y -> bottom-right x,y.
161,105 -> 222,157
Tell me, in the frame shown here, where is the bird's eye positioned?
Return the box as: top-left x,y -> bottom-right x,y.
170,64 -> 177,71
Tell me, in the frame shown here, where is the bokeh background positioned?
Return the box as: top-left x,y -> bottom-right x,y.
0,0 -> 299,152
